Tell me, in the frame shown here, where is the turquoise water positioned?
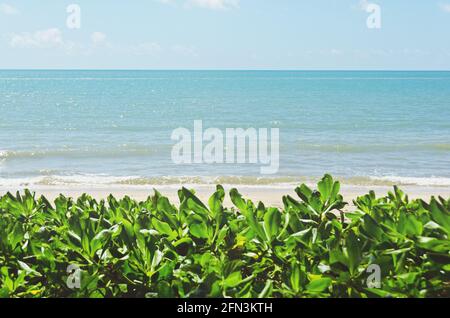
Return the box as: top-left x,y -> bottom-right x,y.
1,70 -> 450,186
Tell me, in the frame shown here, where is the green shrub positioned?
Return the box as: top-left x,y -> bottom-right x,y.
0,175 -> 448,298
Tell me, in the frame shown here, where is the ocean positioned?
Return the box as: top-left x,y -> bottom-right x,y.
1,70 -> 450,187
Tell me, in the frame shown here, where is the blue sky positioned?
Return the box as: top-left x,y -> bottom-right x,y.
1,0 -> 450,69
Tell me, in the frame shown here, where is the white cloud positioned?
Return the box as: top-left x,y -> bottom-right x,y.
187,0 -> 239,10
157,0 -> 176,5
352,0 -> 376,11
0,3 -> 18,15
91,32 -> 107,45
330,49 -> 343,56
157,0 -> 239,10
172,44 -> 198,57
132,42 -> 163,55
8,28 -> 88,56
355,0 -> 370,11
9,28 -> 65,49
439,3 -> 450,13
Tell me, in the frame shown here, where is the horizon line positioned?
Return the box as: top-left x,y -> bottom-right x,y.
1,68 -> 450,72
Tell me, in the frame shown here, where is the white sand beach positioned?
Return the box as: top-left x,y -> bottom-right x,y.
2,184 -> 448,208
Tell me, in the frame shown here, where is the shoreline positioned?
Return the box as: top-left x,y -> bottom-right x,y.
1,183 -> 448,207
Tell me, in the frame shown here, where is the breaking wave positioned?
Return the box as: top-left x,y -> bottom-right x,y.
0,174 -> 450,188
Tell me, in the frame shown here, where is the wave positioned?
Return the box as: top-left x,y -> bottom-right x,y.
0,147 -> 165,160
1,142 -> 449,162
368,176 -> 450,187
295,143 -> 450,153
0,174 -> 450,188
2,76 -> 450,81
0,175 -> 141,187
0,175 -> 301,187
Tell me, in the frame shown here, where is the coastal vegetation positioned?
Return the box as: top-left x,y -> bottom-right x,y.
0,175 -> 448,298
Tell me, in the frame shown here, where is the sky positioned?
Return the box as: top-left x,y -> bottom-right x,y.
1,0 -> 450,70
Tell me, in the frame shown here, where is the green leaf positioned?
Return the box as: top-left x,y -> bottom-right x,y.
295,184 -> 312,203
318,174 -> 333,202
0,288 -> 9,298
9,222 -> 24,249
230,190 -> 265,241
18,261 -> 42,277
417,237 -> 450,253
290,263 -> 301,292
362,214 -> 384,240
306,278 -> 331,293
257,280 -> 273,298
182,188 -> 209,216
346,230 -> 362,274
396,272 -> 419,285
152,218 -> 175,238
230,188 -> 247,212
428,198 -> 450,234
208,185 -> 225,217
365,288 -> 395,298
151,250 -> 164,270
224,271 -> 242,288
263,208 -> 281,242
188,215 -> 209,239
404,214 -> 423,236
156,196 -> 179,229
290,228 -> 312,245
